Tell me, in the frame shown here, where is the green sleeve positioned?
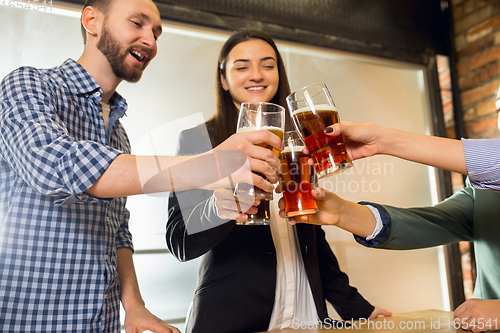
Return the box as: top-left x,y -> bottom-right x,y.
378,185 -> 474,250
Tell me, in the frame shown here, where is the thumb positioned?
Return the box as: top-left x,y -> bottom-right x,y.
335,120 -> 356,137
311,187 -> 336,202
325,120 -> 355,137
311,187 -> 325,199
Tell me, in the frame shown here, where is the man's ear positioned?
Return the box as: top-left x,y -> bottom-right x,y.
220,73 -> 229,91
82,6 -> 100,39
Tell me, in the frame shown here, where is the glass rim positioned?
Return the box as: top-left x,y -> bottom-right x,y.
286,83 -> 335,114
286,83 -> 327,99
282,130 -> 306,153
294,82 -> 327,92
283,130 -> 303,141
283,129 -> 301,135
240,101 -> 285,113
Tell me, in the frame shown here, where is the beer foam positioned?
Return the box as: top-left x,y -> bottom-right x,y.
292,104 -> 336,116
282,146 -> 306,154
237,126 -> 284,134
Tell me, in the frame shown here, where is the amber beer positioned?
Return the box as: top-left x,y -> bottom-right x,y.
235,126 -> 284,201
234,101 -> 284,225
280,146 -> 318,217
293,105 -> 352,178
239,126 -> 284,157
287,84 -> 353,179
241,199 -> 271,225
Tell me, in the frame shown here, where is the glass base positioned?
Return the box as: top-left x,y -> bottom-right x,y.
236,219 -> 270,226
316,161 -> 353,179
285,208 -> 319,218
234,183 -> 273,201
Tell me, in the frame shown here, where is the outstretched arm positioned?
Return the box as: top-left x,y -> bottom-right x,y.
321,121 -> 467,174
278,187 -> 377,237
280,184 -> 475,250
86,130 -> 283,198
325,121 -> 500,191
0,75 -> 281,201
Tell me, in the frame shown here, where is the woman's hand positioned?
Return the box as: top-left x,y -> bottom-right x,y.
369,306 -> 393,319
304,121 -> 384,164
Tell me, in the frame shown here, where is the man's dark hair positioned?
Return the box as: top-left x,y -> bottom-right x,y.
81,0 -> 114,44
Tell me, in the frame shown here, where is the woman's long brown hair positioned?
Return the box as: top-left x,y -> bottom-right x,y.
205,30 -> 292,148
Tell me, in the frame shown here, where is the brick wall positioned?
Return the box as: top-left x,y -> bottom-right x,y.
438,0 -> 500,301
452,0 -> 500,139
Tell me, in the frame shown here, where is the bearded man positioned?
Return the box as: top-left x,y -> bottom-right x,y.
0,0 -> 283,332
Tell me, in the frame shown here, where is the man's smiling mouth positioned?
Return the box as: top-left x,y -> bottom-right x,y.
130,50 -> 146,61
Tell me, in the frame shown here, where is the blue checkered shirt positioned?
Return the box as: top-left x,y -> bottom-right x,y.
0,59 -> 133,332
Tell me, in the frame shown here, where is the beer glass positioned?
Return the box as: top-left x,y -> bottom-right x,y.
279,131 -> 318,218
286,83 -> 353,179
234,102 -> 285,201
240,199 -> 271,225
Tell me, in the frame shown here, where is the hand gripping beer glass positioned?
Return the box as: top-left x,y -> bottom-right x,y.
243,199 -> 271,226
234,101 -> 285,225
279,131 -> 319,218
286,83 -> 353,179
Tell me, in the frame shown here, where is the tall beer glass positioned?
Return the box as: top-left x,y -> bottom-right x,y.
279,131 -> 318,218
286,83 -> 352,179
234,102 -> 284,225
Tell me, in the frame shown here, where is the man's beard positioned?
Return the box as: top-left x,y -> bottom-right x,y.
97,24 -> 150,83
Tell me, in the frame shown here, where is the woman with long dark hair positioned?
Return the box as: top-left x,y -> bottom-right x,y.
166,30 -> 390,333
206,30 -> 291,148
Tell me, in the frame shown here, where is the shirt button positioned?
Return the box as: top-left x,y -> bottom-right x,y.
84,94 -> 89,98
96,92 -> 101,97
106,255 -> 109,261
106,217 -> 110,222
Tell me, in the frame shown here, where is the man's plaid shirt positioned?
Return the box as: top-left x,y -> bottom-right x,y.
0,59 -> 133,332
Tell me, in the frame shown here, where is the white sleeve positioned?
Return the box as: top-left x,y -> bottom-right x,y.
364,204 -> 384,241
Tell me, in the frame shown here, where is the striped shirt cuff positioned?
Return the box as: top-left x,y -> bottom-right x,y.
462,138 -> 500,192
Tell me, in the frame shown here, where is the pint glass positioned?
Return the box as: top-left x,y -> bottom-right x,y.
241,199 -> 271,225
234,102 -> 285,202
279,131 -> 318,218
286,84 -> 352,179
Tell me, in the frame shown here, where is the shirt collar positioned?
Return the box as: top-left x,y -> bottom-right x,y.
108,92 -> 128,118
59,58 -> 128,118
